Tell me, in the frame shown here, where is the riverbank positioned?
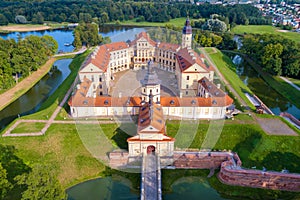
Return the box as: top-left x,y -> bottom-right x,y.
0,23 -> 71,33
223,50 -> 300,110
0,58 -> 57,112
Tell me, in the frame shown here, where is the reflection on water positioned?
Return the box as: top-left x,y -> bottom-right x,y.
66,177 -> 138,200
0,59 -> 72,130
230,54 -> 300,118
163,177 -> 226,200
66,176 -> 227,200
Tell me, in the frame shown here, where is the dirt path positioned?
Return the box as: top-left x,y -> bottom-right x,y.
0,58 -> 56,111
254,116 -> 298,136
0,25 -> 50,32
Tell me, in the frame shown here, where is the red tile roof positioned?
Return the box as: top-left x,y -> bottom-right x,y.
176,48 -> 213,72
160,96 -> 233,107
83,42 -> 128,72
138,103 -> 165,134
158,42 -> 180,52
130,32 -> 157,47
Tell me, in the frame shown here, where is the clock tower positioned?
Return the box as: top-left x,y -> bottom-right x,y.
182,17 -> 192,49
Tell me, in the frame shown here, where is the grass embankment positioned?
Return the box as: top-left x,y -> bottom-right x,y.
237,53 -> 300,109
204,48 -> 255,110
231,25 -> 300,43
0,58 -> 57,111
287,77 -> 300,88
20,52 -> 88,120
166,119 -> 300,171
106,17 -> 186,27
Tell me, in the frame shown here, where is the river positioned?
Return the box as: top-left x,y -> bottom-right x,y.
231,54 -> 300,119
0,59 -> 72,130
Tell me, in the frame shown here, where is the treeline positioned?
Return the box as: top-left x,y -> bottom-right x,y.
0,0 -> 269,26
0,144 -> 66,199
241,34 -> 300,78
0,35 -> 58,91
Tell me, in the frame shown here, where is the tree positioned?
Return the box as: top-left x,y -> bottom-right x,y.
202,19 -> 227,32
0,163 -> 12,199
15,164 -> 66,200
15,15 -> 27,24
0,14 -> 8,26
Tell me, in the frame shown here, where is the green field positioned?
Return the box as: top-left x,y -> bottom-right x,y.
232,25 -> 300,43
204,48 -> 255,110
107,17 -> 186,27
11,122 -> 46,133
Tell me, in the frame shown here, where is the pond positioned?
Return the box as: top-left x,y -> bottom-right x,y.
0,59 -> 72,130
66,176 -> 227,200
231,54 -> 300,119
0,26 -> 147,53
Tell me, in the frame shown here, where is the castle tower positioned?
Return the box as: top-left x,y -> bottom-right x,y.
141,61 -> 161,104
182,17 -> 192,49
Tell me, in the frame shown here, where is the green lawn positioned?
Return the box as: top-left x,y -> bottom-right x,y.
11,122 -> 46,133
204,48 -> 255,110
166,120 -> 300,173
107,17 -> 186,27
287,77 -> 300,88
231,25 -> 300,43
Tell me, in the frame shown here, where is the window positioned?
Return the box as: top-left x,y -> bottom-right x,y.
186,91 -> 188,95
187,76 -> 189,80
99,84 -> 102,89
99,77 -> 102,82
91,75 -> 94,82
186,84 -> 189,89
156,89 -> 158,93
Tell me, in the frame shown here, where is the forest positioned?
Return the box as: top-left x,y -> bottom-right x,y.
240,34 -> 300,78
0,0 -> 270,26
0,35 -> 58,91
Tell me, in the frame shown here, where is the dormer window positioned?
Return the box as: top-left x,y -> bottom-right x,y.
170,100 -> 175,105
104,100 -> 109,105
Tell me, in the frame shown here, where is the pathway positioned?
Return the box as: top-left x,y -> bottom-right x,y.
0,47 -> 87,112
141,154 -> 162,200
279,76 -> 300,92
200,47 -> 249,109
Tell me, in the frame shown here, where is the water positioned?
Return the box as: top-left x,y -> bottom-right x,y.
0,26 -> 146,53
231,54 -> 300,118
66,177 -> 226,200
66,177 -> 139,200
163,177 -> 226,200
0,29 -> 75,53
0,59 -> 72,130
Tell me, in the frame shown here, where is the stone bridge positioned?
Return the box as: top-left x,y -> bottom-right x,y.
141,154 -> 162,200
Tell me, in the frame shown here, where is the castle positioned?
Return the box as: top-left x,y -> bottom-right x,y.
68,18 -> 233,121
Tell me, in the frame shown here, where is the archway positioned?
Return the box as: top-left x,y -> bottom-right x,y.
147,145 -> 155,154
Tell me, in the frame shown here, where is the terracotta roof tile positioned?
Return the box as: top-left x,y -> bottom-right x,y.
130,32 -> 157,47
160,96 -> 233,107
158,42 -> 180,51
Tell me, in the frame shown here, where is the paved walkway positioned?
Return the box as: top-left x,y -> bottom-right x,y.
141,154 -> 161,200
279,76 -> 300,92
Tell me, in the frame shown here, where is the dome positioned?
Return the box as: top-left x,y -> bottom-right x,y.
182,18 -> 192,34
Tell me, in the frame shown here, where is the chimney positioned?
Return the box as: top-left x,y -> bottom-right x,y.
93,92 -> 96,98
217,84 -> 221,89
76,84 -> 80,90
180,92 -> 183,98
119,92 -> 122,98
